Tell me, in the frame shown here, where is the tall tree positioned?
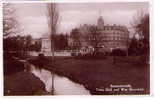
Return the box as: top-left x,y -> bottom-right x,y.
128,37 -> 139,55
54,34 -> 68,50
3,3 -> 19,38
70,28 -> 81,49
46,3 -> 59,95
46,3 -> 59,59
132,11 -> 149,40
131,10 -> 149,54
3,4 -> 25,58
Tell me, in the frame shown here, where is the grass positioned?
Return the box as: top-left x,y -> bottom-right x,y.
4,55 -> 150,95
4,71 -> 46,96
48,56 -> 149,95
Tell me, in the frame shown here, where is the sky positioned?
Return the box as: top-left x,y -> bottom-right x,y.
7,2 -> 149,38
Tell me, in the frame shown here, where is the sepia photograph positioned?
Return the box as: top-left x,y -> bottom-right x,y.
3,2 -> 150,95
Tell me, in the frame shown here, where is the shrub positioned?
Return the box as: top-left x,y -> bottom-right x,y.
112,49 -> 126,56
74,51 -> 106,59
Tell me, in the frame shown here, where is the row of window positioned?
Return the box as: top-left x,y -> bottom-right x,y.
105,42 -> 127,46
100,27 -> 128,32
70,41 -> 128,47
102,37 -> 128,41
87,37 -> 128,41
102,32 -> 128,37
86,33 -> 129,39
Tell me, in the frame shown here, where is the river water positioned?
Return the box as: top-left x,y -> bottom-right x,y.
30,65 -> 90,95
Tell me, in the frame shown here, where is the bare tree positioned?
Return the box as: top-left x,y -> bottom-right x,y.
3,3 -> 19,38
131,10 -> 149,40
46,3 -> 59,61
87,25 -> 103,53
131,10 -> 149,54
46,3 -> 59,95
3,4 -> 29,58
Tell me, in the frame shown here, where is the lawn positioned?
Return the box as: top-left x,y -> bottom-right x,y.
48,56 -> 150,95
4,55 -> 150,95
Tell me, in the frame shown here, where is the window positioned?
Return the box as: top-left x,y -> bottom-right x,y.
115,37 -> 117,40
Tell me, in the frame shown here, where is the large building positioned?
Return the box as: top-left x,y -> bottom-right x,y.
69,15 -> 129,52
41,15 -> 130,53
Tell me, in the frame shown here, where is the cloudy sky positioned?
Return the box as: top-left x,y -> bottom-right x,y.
8,2 -> 149,38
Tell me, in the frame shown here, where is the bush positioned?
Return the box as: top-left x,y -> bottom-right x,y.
71,52 -> 77,56
4,58 -> 25,75
74,51 -> 106,59
112,49 -> 126,56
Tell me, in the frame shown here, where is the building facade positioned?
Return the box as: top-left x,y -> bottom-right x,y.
41,34 -> 51,52
69,15 -> 129,52
98,16 -> 129,51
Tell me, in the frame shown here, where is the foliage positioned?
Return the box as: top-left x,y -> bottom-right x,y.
131,11 -> 149,55
133,12 -> 149,40
128,37 -> 138,55
112,49 -> 127,56
54,34 -> 68,50
128,37 -> 148,55
4,35 -> 25,52
29,42 -> 42,52
70,28 -> 81,49
3,35 -> 42,58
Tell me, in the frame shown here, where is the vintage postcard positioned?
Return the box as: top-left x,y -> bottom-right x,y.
2,0 -> 150,96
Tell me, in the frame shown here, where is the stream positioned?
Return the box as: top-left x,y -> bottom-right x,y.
30,64 -> 90,95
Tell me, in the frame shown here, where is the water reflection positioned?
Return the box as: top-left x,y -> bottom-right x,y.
30,65 -> 90,95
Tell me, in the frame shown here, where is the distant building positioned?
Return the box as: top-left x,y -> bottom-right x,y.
41,15 -> 129,53
41,34 -> 51,52
69,15 -> 129,52
98,16 -> 129,51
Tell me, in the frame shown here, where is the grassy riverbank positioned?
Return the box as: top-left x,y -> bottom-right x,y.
49,56 -> 149,95
4,55 -> 149,95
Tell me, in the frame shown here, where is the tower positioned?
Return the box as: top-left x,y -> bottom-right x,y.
97,11 -> 104,30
